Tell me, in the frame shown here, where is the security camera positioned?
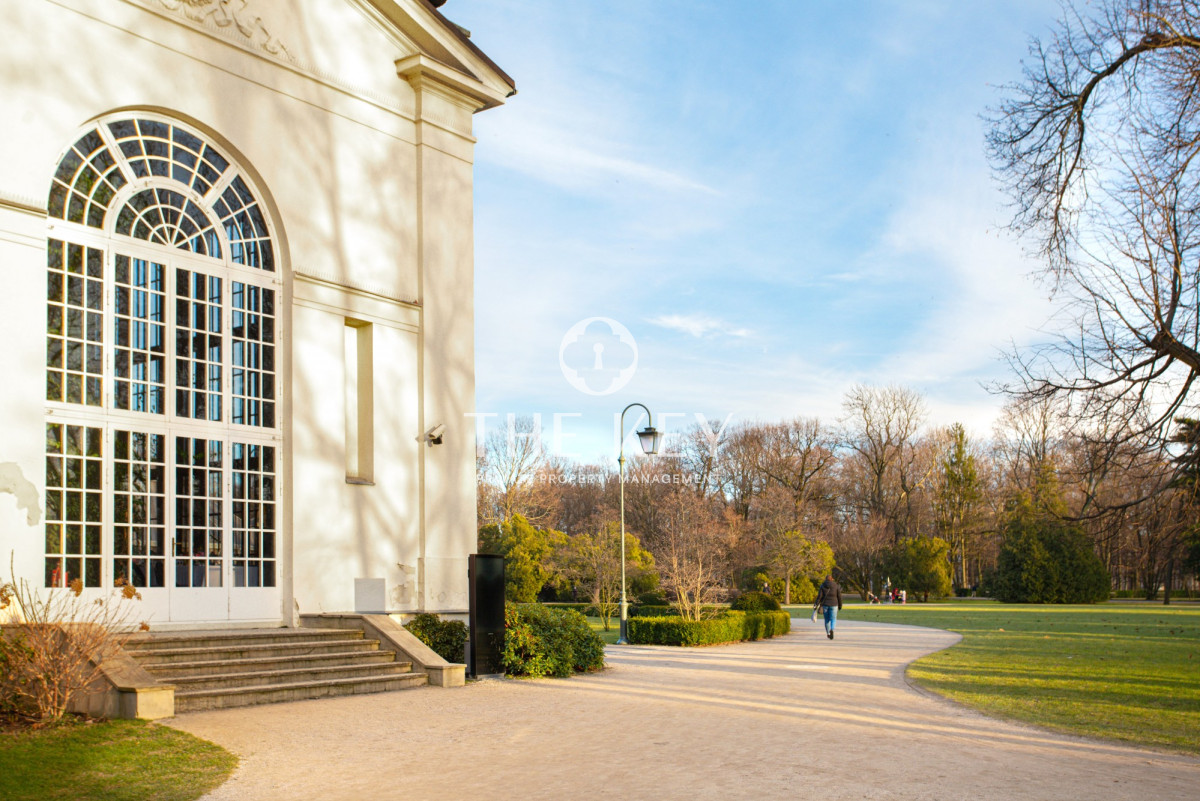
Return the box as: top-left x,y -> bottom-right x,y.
426,423 -> 446,445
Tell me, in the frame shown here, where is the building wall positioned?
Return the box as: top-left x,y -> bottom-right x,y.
0,0 -> 507,625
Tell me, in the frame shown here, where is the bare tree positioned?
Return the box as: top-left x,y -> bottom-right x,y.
651,490 -> 729,620
824,518 -> 893,601
477,415 -> 561,527
754,417 -> 837,520
840,384 -> 928,539
989,0 -> 1200,442
992,396 -> 1065,496
713,422 -> 765,521
555,462 -> 614,536
675,420 -> 727,499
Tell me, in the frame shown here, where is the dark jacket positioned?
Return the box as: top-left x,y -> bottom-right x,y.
814,578 -> 842,610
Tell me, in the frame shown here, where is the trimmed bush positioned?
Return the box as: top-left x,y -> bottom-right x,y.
729,591 -> 781,612
403,613 -> 467,663
502,603 -> 605,677
627,604 -> 723,618
542,602 -> 601,616
627,611 -> 790,646
740,610 -> 791,640
628,604 -> 676,618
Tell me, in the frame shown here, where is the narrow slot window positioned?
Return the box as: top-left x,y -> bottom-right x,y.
344,320 -> 373,483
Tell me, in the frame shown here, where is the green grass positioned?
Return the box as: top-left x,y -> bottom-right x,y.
837,603 -> 1200,754
586,616 -> 621,645
0,718 -> 237,801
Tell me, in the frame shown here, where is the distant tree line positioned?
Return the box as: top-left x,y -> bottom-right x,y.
477,386 -> 1200,609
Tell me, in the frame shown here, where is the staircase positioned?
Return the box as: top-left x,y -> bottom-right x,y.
123,627 -> 428,713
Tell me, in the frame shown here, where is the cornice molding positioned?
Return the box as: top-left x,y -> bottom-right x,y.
0,190 -> 47,216
395,53 -> 507,113
293,268 -> 421,310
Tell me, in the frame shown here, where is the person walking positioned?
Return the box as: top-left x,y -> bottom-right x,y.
813,574 -> 843,640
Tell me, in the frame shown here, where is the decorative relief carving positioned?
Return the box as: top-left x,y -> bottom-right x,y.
151,0 -> 291,59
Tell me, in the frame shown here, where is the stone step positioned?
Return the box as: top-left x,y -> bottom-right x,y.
125,628 -> 364,653
123,626 -> 433,713
129,637 -> 382,667
164,660 -> 415,692
173,672 -> 429,713
142,649 -> 399,679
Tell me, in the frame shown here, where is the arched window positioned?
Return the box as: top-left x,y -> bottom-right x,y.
44,116 -> 282,616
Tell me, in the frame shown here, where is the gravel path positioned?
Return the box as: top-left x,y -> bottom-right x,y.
166,619 -> 1200,800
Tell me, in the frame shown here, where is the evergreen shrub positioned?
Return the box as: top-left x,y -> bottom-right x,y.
502,603 -> 605,677
994,516 -> 1110,604
784,576 -> 818,605
729,591 -> 781,612
993,469 -> 1110,604
761,575 -> 817,605
403,613 -> 467,663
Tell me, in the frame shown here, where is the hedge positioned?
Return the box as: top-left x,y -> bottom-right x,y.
502,603 -> 606,677
542,602 -> 602,616
626,611 -> 790,646
542,603 -> 725,618
627,604 -> 723,618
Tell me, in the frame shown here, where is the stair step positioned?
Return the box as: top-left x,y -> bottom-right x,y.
143,649 -> 398,678
124,626 -> 431,713
130,638 -> 381,666
165,661 -> 414,692
173,672 -> 428,712
125,628 -> 363,652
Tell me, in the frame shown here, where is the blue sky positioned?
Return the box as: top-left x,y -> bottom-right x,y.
450,0 -> 1064,463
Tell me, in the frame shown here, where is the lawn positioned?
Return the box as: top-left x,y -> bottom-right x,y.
837,603 -> 1200,754
586,616 -> 621,645
0,718 -> 236,801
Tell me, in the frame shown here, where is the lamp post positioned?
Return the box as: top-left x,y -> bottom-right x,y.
617,402 -> 661,644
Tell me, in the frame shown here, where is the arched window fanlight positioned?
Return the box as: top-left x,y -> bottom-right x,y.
48,118 -> 274,271
115,188 -> 220,256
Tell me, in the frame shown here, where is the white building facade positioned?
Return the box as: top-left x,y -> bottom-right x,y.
0,0 -> 511,627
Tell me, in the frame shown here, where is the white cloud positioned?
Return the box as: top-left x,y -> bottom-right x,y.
485,115 -> 718,197
648,313 -> 752,339
853,114 -> 1058,385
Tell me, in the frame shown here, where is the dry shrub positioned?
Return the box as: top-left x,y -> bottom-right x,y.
1,559 -> 146,724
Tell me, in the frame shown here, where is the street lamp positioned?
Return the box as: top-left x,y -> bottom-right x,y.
617,402 -> 661,644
